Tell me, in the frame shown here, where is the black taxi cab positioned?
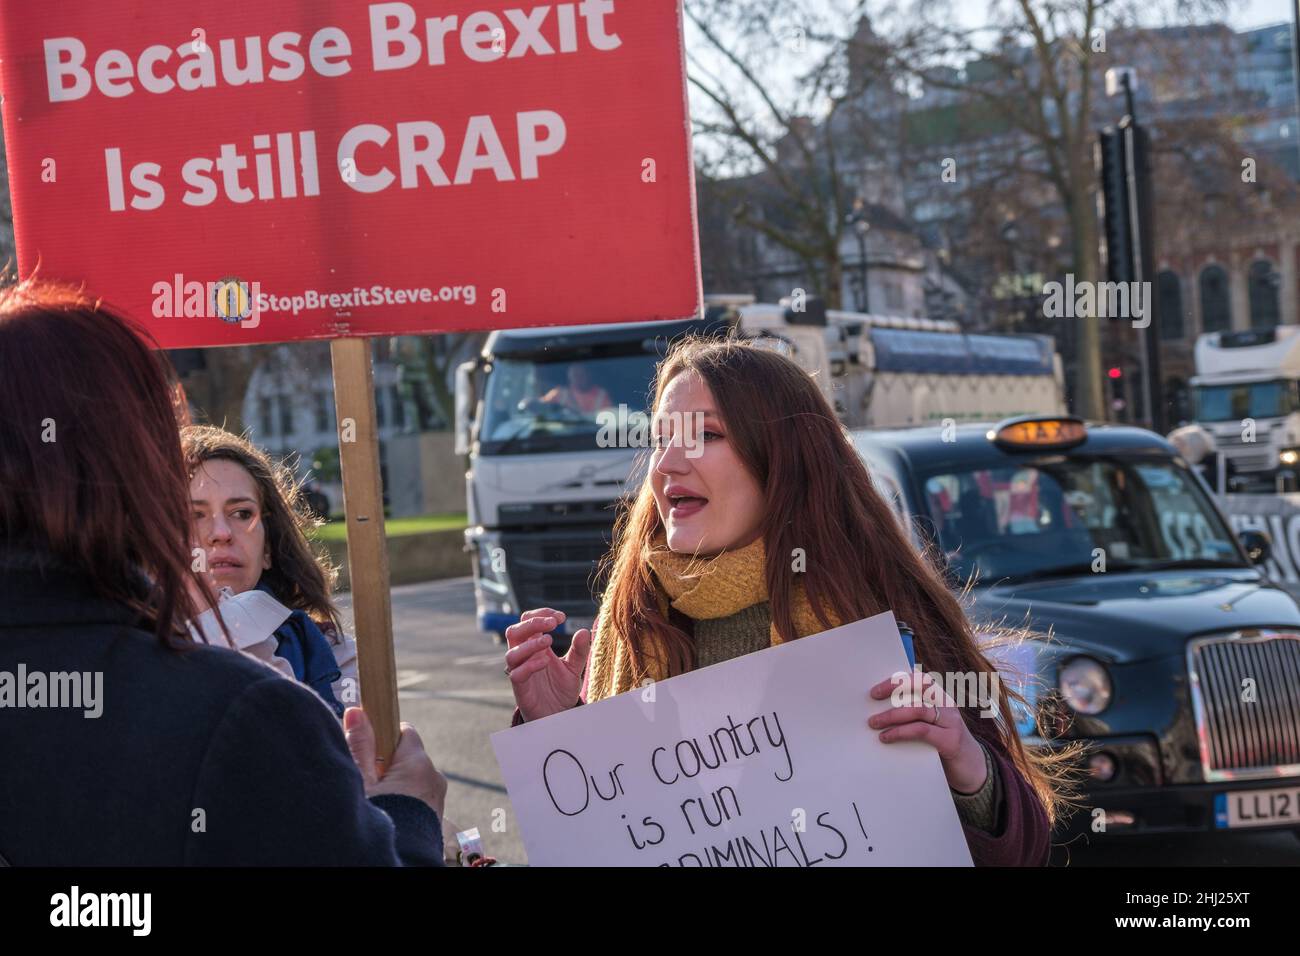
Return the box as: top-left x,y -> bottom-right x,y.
852,415 -> 1300,840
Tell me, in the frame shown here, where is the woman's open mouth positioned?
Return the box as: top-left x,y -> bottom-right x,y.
666,491 -> 708,519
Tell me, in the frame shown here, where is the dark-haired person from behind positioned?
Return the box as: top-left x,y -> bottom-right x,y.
0,280 -> 445,865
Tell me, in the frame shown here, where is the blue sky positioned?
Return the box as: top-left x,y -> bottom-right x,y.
1235,0 -> 1295,29
936,0 -> 1294,33
904,0 -> 1293,34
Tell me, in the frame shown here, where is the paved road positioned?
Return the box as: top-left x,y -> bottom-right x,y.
339,578 -> 528,864
343,578 -> 1300,866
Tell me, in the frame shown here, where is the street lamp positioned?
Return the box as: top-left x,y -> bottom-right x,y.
846,196 -> 871,312
1105,66 -> 1139,123
999,218 -> 1040,330
999,218 -> 1022,304
931,229 -> 962,327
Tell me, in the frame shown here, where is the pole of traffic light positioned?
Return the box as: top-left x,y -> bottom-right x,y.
1119,73 -> 1165,436
1293,0 -> 1300,172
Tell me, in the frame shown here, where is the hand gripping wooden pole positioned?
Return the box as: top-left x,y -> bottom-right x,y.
330,337 -> 400,766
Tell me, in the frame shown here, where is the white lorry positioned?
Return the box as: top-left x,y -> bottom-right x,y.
1190,327 -> 1300,490
455,297 -> 1065,642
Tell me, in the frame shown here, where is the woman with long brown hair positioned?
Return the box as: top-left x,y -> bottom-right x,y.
504,336 -> 1066,865
182,426 -> 357,717
0,279 -> 445,865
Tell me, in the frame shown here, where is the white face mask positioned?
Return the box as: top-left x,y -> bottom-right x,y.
189,587 -> 292,650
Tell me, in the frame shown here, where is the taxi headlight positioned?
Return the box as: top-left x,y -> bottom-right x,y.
1059,657 -> 1112,715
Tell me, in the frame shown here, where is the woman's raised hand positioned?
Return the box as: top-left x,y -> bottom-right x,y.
504,608 -> 592,722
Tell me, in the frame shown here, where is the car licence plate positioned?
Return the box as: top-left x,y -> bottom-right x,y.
1215,787 -> 1300,828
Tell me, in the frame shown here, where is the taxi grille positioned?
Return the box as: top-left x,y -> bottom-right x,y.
1188,632 -> 1300,780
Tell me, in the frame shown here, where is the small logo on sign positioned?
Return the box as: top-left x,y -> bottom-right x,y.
212,277 -> 254,324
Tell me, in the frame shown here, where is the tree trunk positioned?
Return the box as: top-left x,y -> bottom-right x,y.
418,338 -> 461,430
182,346 -> 266,434
824,251 -> 844,310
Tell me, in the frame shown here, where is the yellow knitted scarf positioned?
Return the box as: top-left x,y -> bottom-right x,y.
584,535 -> 837,703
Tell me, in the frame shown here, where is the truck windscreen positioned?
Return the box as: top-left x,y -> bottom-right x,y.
479,349 -> 659,454
920,457 -> 1246,584
1194,379 -> 1299,422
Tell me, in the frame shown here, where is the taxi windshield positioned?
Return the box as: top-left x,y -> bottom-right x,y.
920,456 -> 1248,583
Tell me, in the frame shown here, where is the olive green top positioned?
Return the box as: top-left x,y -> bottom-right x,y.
694,602 -> 772,669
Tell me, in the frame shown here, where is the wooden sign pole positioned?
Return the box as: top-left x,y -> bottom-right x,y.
330,337 -> 400,766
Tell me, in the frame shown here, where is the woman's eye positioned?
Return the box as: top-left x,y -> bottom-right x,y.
653,431 -> 718,448
232,509 -> 254,521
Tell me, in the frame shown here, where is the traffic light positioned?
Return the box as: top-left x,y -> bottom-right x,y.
1097,119 -> 1163,432
1097,128 -> 1134,286
1107,365 -> 1126,413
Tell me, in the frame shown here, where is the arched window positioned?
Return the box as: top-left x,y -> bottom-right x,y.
1157,270 -> 1184,340
1249,260 -> 1280,329
1200,265 -> 1231,333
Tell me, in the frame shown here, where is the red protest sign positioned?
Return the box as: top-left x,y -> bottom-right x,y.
0,1 -> 700,347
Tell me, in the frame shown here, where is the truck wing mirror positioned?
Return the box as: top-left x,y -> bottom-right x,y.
454,359 -> 478,456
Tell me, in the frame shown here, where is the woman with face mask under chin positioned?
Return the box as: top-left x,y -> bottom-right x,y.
182,426 -> 358,719
503,337 -> 1069,866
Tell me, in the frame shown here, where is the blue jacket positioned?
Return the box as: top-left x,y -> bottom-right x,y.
257,583 -> 346,718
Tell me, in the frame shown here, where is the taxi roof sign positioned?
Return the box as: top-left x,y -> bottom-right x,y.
987,416 -> 1087,450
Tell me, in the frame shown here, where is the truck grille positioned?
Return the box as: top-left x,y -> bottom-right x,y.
1213,427 -> 1276,472
1187,631 -> 1300,781
1222,448 -> 1274,472
499,529 -> 611,619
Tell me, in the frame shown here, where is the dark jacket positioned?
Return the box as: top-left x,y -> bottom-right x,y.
963,719 -> 1052,866
0,550 -> 443,866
